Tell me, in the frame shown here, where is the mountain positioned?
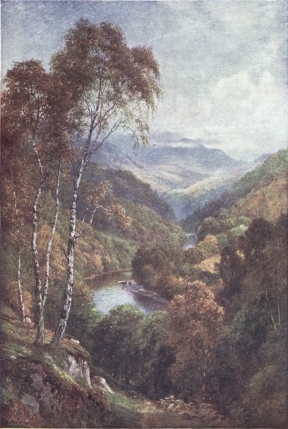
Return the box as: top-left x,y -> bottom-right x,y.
84,163 -> 175,221
91,134 -> 254,220
93,137 -> 240,181
255,153 -> 274,163
182,148 -> 288,233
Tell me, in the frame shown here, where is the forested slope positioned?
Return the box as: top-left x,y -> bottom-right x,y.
84,162 -> 175,220
127,152 -> 287,427
182,148 -> 287,232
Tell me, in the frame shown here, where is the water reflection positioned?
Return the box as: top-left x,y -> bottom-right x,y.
182,233 -> 197,250
93,273 -> 168,315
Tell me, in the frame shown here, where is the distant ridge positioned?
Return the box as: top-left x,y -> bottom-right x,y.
182,148 -> 288,231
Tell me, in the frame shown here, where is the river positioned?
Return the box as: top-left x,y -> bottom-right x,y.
93,233 -> 197,315
182,233 -> 198,250
93,272 -> 169,315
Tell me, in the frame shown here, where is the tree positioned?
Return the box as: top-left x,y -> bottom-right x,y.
239,218 -> 286,332
51,19 -> 161,346
1,116 -> 32,321
167,281 -> 224,399
2,60 -> 74,344
217,246 -> 245,320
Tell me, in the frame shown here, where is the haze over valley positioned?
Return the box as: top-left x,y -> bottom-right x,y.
94,133 -> 268,219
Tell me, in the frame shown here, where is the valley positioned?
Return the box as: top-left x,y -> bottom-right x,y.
1,8 -> 287,428
94,134 -> 263,219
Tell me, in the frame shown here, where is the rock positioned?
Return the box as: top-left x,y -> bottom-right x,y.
65,355 -> 91,387
93,376 -> 114,394
21,393 -> 39,413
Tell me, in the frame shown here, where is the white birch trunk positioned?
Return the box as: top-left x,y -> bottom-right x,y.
13,190 -> 27,323
51,164 -> 83,346
35,162 -> 62,345
51,129 -> 93,346
33,143 -> 45,345
17,250 -> 26,322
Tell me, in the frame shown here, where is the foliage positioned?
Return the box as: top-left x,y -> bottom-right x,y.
182,149 -> 288,232
167,281 -> 224,398
212,215 -> 287,424
92,306 -> 175,399
84,163 -> 175,220
132,244 -> 185,299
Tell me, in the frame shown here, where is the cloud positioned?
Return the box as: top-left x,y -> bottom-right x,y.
2,0 -> 287,161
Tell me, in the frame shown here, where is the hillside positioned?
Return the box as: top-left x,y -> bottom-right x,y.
182,149 -> 288,232
84,162 -> 175,221
91,135 -> 254,219
0,301 -> 229,428
127,149 -> 287,427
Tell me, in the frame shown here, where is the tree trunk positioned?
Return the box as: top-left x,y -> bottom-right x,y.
51,125 -> 97,346
277,294 -> 281,331
51,158 -> 86,346
33,143 -> 45,345
33,183 -> 44,345
35,163 -> 62,345
17,250 -> 26,322
13,190 -> 27,323
43,162 -> 61,308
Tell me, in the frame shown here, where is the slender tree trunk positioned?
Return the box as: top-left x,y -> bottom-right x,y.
50,175 -> 80,345
35,162 -> 62,344
33,182 -> 44,344
264,282 -> 277,331
43,163 -> 61,307
17,250 -> 26,322
51,159 -> 86,346
13,190 -> 27,323
51,126 -> 95,346
277,294 -> 281,331
33,143 -> 45,345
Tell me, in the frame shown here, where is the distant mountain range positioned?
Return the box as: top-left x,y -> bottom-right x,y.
91,134 -> 272,220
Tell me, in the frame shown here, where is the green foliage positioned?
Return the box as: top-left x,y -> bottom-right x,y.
92,307 -> 175,399
92,304 -> 145,383
167,281 -> 224,398
196,234 -> 219,259
183,247 -> 205,265
215,233 -> 229,249
182,149 -> 287,237
132,244 -> 184,298
213,215 -> 288,425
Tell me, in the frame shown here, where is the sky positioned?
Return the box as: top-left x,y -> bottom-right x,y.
1,0 -> 287,161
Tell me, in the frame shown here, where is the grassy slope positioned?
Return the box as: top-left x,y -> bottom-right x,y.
0,301 -> 109,428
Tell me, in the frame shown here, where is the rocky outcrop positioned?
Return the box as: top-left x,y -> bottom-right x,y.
93,376 -> 114,394
2,355 -> 111,428
65,355 -> 91,387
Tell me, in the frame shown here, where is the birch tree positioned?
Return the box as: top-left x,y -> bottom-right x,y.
2,61 -> 74,344
50,19 -> 161,346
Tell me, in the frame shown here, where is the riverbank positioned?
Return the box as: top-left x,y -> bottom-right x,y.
85,267 -> 132,281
